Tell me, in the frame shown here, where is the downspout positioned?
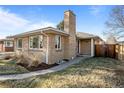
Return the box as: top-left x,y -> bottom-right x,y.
91,38 -> 94,57
41,32 -> 49,64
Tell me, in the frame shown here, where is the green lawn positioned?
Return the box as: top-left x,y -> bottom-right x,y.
0,60 -> 29,75
0,57 -> 124,88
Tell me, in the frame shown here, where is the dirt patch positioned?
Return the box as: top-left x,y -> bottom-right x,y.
17,63 -> 58,71
4,56 -> 12,60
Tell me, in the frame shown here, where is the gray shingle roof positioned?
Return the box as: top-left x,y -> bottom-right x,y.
9,27 -> 69,38
76,32 -> 98,39
0,38 -> 14,41
8,26 -> 99,40
106,36 -> 117,44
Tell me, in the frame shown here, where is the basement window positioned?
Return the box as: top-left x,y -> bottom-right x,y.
29,35 -> 43,49
17,39 -> 22,48
55,35 -> 61,50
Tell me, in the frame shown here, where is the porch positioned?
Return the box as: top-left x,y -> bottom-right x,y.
77,38 -> 94,57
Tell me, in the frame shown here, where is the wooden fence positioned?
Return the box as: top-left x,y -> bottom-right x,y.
116,44 -> 124,60
95,44 -> 124,61
95,44 -> 116,58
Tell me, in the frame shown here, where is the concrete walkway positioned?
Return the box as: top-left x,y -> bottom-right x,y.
0,56 -> 89,81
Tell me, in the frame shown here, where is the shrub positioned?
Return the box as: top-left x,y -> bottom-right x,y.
16,53 -> 40,68
16,54 -> 30,67
28,54 -> 39,68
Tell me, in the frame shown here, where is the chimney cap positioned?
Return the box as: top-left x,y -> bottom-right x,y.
64,10 -> 76,16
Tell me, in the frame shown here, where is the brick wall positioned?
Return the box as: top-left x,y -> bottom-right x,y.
14,34 -> 47,63
0,42 -> 3,52
47,34 -> 67,64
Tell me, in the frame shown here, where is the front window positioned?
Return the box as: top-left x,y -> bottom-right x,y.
55,35 -> 61,50
5,41 -> 13,47
17,39 -> 22,48
29,35 -> 43,49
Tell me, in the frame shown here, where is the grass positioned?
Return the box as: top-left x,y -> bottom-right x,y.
0,57 -> 124,88
0,60 -> 29,75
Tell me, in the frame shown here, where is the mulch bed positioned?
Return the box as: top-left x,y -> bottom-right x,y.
17,63 -> 58,71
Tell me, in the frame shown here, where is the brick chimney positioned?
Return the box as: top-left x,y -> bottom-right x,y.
64,10 -> 76,34
64,10 -> 77,59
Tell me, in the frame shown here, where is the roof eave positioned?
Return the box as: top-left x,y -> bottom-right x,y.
77,36 -> 98,40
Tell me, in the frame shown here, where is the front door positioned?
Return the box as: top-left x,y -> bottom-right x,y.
79,39 -> 91,55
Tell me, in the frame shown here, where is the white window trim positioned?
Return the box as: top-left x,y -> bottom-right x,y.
5,41 -> 13,47
17,38 -> 23,49
29,35 -> 43,50
55,35 -> 61,50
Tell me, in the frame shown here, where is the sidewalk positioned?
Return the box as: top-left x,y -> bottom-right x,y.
0,56 -> 89,81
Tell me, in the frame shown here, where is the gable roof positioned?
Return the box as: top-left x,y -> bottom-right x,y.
8,27 -> 101,40
9,27 -> 69,38
76,32 -> 98,39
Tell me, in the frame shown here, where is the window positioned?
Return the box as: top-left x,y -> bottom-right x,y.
55,35 -> 61,50
17,39 -> 22,48
29,35 -> 43,49
5,41 -> 13,47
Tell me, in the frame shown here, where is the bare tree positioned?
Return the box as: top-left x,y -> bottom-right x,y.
104,6 -> 124,40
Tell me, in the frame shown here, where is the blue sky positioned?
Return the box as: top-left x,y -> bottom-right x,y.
0,5 -> 114,39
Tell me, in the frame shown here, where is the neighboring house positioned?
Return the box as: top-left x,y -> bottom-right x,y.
106,35 -> 117,44
0,38 -> 14,52
94,37 -> 104,45
9,10 -> 102,64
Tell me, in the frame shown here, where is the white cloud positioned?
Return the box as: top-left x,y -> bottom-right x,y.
90,6 -> 102,16
0,7 -> 55,39
26,21 -> 55,31
0,34 -> 7,39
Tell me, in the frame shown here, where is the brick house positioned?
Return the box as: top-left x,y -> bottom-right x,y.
9,10 -> 102,64
0,38 -> 14,52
